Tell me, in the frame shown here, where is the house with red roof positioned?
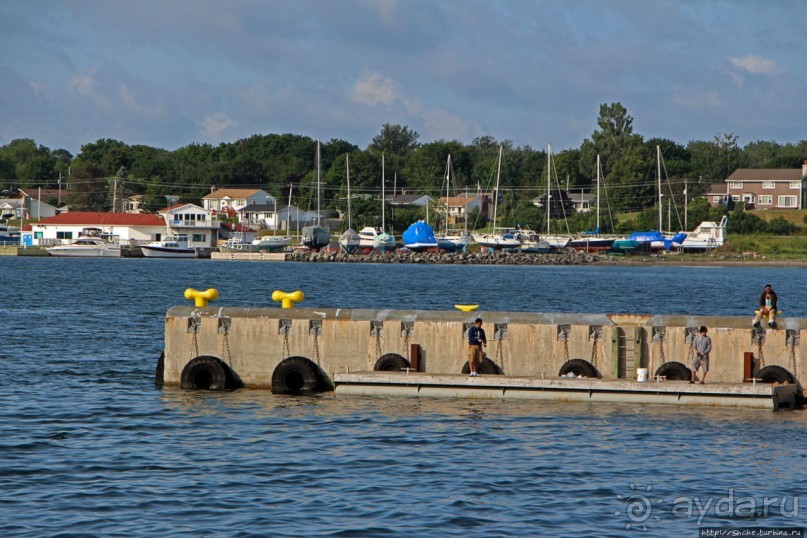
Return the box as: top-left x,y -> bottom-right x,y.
30,203 -> 219,247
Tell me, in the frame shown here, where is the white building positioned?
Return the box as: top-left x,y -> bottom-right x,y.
202,187 -> 276,220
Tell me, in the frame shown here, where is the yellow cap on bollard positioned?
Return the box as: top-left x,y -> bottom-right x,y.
272,290 -> 305,309
454,304 -> 479,312
184,288 -> 219,308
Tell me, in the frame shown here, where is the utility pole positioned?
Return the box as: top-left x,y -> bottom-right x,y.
112,177 -> 118,213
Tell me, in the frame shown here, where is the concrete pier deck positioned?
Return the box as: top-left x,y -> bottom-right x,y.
334,372 -> 797,410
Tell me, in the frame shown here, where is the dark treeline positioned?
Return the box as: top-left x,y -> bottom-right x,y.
2,103 -> 806,234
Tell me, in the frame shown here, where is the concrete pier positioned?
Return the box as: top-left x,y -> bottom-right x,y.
162,305 -> 804,409
333,372 -> 797,409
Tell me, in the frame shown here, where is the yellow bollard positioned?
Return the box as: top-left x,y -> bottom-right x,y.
184,288 -> 219,308
454,304 -> 479,312
272,290 -> 305,309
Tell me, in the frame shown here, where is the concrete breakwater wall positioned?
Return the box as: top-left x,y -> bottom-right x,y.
162,305 -> 805,393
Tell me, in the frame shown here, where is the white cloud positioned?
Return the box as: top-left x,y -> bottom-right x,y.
672,88 -> 722,108
119,84 -> 163,117
364,0 -> 399,26
729,54 -> 782,75
28,80 -> 51,100
351,71 -> 397,106
67,72 -> 95,96
199,112 -> 236,139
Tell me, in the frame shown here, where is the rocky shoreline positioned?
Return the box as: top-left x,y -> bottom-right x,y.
283,248 -> 801,266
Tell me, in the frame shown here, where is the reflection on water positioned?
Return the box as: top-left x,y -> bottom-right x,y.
1,258 -> 806,536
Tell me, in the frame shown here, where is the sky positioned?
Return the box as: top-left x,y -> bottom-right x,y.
1,0 -> 805,156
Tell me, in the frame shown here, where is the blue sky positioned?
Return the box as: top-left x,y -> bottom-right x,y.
1,0 -> 805,155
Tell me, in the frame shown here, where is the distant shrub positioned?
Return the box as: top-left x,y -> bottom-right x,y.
765,216 -> 797,235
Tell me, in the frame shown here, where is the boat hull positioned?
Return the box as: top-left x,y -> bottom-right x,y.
46,247 -> 121,257
141,246 -> 196,258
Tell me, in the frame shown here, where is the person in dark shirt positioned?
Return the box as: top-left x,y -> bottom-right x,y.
753,284 -> 778,328
467,318 -> 487,377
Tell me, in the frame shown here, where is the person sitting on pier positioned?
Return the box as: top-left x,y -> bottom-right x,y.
753,284 -> 778,328
467,318 -> 487,377
690,326 -> 711,385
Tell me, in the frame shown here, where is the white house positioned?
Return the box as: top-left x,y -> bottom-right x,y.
156,203 -> 219,247
30,212 -> 167,246
202,187 -> 276,221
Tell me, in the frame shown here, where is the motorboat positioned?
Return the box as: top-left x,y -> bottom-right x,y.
402,220 -> 437,250
141,235 -> 197,258
474,228 -> 523,250
681,216 -> 728,252
372,230 -> 396,252
301,141 -> 331,251
252,234 -> 291,251
47,237 -> 121,257
519,230 -> 551,253
339,228 -> 361,253
436,231 -> 474,252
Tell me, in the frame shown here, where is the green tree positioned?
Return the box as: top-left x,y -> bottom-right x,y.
369,123 -> 420,157
67,161 -> 109,211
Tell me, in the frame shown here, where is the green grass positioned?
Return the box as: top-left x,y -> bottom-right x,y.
716,234 -> 807,260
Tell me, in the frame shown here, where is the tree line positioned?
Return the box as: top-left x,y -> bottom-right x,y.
1,103 -> 806,234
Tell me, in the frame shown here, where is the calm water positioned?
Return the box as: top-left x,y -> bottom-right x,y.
1,257 -> 806,536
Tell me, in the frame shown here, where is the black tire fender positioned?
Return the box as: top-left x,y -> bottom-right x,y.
558,358 -> 601,378
756,365 -> 796,384
272,356 -> 321,395
462,356 -> 503,375
654,361 -> 692,381
374,353 -> 411,371
181,355 -> 229,390
155,351 -> 165,387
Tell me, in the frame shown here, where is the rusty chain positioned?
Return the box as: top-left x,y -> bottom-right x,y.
221,321 -> 233,367
313,329 -> 321,365
375,331 -> 382,361
188,314 -> 201,361
590,329 -> 599,369
282,329 -> 291,360
563,334 -> 570,362
757,337 -> 765,369
402,326 -> 410,357
496,338 -> 504,371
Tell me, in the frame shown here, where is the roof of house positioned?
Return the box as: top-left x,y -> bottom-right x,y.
706,183 -> 728,194
32,212 -> 165,227
726,169 -> 804,181
240,203 -> 279,212
390,194 -> 430,204
203,188 -> 267,199
567,193 -> 594,203
436,195 -> 480,206
19,189 -> 64,201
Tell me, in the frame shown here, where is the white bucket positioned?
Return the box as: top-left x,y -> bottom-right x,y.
637,368 -> 649,382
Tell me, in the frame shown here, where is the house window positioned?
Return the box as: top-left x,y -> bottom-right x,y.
192,234 -> 205,243
729,182 -> 742,189
731,195 -> 740,201
790,181 -> 802,189
762,181 -> 775,189
758,195 -> 772,205
778,195 -> 798,208
56,231 -> 73,239
34,231 -> 43,239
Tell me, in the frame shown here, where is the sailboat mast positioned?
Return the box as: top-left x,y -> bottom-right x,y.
657,145 -> 662,232
316,140 -> 321,226
546,144 -> 551,234
346,154 -> 352,230
492,146 -> 501,232
381,153 -> 386,232
445,154 -> 451,234
595,156 -> 601,232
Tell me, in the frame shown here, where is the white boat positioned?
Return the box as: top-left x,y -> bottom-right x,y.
47,237 -> 121,257
302,140 -> 330,250
252,235 -> 291,251
339,154 -> 361,254
681,216 -> 728,252
519,229 -> 551,253
358,226 -> 383,249
473,146 -> 522,250
141,235 -> 196,258
358,153 -> 396,252
542,144 -> 575,250
435,154 -> 475,252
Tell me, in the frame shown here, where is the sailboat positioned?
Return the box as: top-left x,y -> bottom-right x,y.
435,154 -> 474,251
473,146 -> 523,250
372,153 -> 396,252
542,144 -> 573,250
338,154 -> 361,253
301,140 -> 331,250
627,146 -> 687,251
569,155 -> 616,252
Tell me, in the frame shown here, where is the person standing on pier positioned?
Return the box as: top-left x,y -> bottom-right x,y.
753,284 -> 778,328
690,326 -> 711,385
467,318 -> 487,377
